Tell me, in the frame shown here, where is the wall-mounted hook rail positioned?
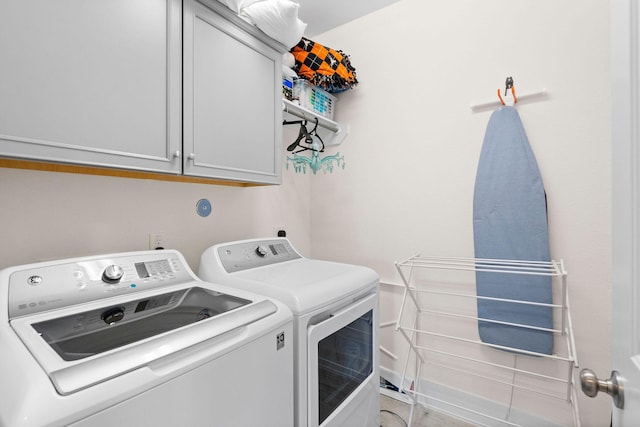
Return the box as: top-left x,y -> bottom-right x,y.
470,88 -> 549,113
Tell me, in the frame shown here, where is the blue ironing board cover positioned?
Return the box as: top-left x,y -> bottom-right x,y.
473,106 -> 553,355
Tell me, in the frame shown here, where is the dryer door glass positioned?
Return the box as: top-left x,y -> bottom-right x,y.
317,309 -> 373,424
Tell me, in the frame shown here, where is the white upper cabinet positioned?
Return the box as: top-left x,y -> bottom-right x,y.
0,0 -> 183,173
1,0 -> 285,184
183,0 -> 283,184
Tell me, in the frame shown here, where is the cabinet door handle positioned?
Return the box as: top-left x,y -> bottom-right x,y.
173,150 -> 181,159
188,153 -> 196,160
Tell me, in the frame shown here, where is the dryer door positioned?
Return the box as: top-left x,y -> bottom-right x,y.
307,293 -> 378,427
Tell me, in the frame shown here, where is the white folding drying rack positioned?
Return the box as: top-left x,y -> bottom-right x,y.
393,255 -> 581,427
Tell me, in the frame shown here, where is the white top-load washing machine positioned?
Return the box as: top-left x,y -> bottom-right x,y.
199,238 -> 380,427
0,249 -> 294,427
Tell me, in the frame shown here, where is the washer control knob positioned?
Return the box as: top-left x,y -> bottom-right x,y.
102,265 -> 124,284
101,307 -> 125,325
255,245 -> 269,257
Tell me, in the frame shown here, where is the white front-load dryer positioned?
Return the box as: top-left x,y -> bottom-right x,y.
199,238 -> 380,427
0,250 -> 294,427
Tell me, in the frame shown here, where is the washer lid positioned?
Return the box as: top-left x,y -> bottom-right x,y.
222,258 -> 378,315
10,284 -> 277,395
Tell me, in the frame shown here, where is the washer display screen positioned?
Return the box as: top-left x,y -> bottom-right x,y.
135,259 -> 172,278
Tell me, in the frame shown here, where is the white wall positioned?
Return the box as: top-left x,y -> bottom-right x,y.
310,0 -> 611,425
0,135 -> 311,272
0,0 -> 612,424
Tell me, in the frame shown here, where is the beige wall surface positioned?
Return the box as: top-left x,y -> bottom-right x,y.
309,0 -> 611,425
0,134 -> 311,272
0,0 -> 612,425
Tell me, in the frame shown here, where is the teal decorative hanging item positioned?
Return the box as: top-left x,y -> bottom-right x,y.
283,117 -> 345,174
286,147 -> 345,174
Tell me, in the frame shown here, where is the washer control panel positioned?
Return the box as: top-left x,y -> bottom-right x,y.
7,250 -> 192,319
217,238 -> 301,273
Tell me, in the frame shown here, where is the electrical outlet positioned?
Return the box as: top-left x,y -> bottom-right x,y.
149,232 -> 164,250
273,225 -> 286,237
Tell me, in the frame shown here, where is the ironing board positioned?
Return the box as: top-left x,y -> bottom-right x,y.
472,106 -> 553,355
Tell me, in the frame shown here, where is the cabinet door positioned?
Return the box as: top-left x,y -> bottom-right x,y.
183,0 -> 282,184
0,0 -> 182,173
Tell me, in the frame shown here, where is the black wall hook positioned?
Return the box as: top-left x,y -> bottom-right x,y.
505,76 -> 514,96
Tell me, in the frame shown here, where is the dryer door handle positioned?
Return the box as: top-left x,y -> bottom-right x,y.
308,293 -> 377,336
310,292 -> 376,327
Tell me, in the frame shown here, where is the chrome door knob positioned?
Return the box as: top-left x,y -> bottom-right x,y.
580,369 -> 624,409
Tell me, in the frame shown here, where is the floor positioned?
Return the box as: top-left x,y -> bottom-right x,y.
380,392 -> 476,427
